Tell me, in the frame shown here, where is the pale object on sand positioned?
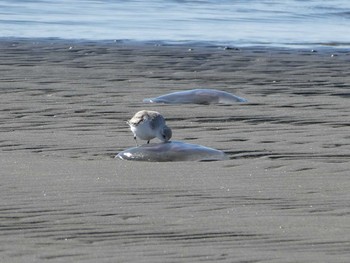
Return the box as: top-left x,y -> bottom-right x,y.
116,141 -> 228,162
143,89 -> 247,105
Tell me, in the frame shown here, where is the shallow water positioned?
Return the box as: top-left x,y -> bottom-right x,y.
1,0 -> 350,47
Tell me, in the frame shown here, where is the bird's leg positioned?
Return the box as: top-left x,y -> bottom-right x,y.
134,136 -> 139,146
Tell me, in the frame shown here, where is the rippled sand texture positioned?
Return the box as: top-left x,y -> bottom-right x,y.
1,40 -> 349,262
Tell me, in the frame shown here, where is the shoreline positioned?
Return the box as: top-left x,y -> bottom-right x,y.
2,36 -> 350,52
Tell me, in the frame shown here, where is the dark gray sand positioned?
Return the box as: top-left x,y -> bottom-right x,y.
1,40 -> 349,262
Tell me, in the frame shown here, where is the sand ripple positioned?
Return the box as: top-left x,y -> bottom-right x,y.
1,40 -> 349,262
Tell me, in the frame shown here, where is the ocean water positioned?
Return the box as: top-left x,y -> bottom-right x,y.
1,0 -> 350,47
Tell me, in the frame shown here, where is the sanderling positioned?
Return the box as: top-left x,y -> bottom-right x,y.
127,110 -> 172,145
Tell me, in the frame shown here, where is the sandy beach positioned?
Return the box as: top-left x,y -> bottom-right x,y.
1,39 -> 349,262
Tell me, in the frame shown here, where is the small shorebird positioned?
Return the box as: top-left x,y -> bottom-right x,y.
127,110 -> 172,145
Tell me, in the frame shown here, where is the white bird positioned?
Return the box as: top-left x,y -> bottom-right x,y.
127,110 -> 172,145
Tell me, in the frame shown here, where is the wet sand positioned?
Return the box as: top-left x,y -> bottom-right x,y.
1,39 -> 349,262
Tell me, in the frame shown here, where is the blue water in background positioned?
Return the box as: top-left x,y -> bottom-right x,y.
1,0 -> 350,47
